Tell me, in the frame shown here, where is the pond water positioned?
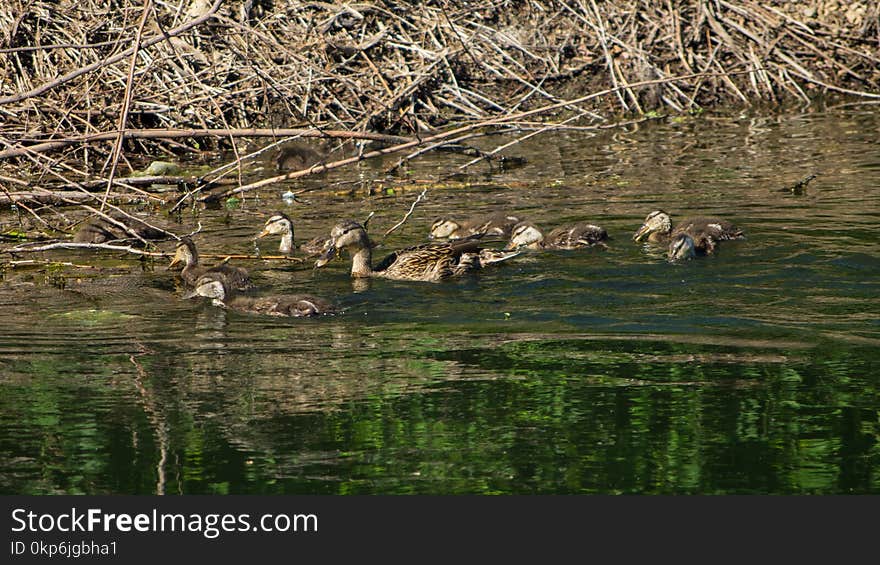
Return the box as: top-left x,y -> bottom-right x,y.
1,105 -> 878,494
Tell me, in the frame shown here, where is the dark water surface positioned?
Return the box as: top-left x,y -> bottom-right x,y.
1,107 -> 879,494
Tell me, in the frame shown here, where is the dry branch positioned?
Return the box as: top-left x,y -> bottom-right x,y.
383,188 -> 428,238
1,0 -> 877,227
0,129 -> 414,161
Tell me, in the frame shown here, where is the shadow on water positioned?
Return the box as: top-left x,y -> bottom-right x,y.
1,107 -> 879,494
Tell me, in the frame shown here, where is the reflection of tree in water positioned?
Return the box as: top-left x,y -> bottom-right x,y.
2,303 -> 878,493
139,323 -> 880,494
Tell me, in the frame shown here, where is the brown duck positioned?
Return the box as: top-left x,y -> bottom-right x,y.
73,212 -> 171,244
505,221 -> 609,250
168,237 -> 253,290
316,219 -> 519,282
633,210 -> 745,260
256,212 -> 330,257
185,273 -> 334,317
274,142 -> 327,172
429,212 -> 522,240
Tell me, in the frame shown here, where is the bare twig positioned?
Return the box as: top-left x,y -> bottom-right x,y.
383,188 -> 428,238
0,0 -> 225,105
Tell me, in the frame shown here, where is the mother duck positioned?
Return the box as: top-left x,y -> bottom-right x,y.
316,219 -> 518,282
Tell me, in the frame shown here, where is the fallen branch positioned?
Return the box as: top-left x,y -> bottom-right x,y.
2,241 -> 306,262
4,241 -> 169,257
199,69 -> 761,205
0,190 -> 141,206
0,129 -> 414,161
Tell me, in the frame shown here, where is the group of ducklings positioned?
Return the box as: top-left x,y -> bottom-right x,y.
160,208 -> 744,318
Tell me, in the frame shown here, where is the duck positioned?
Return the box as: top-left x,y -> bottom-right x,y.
633,210 -> 744,244
505,221 -> 609,250
429,212 -> 522,240
315,219 -> 519,282
667,232 -> 702,261
184,273 -> 334,317
256,212 -> 330,258
168,237 -> 253,290
633,210 -> 744,258
73,211 -> 171,244
274,141 -> 327,172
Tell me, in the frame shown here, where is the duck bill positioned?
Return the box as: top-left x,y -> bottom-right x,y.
314,244 -> 338,268
168,255 -> 182,269
632,225 -> 651,242
255,227 -> 270,240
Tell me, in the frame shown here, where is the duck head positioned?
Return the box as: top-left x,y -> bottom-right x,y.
667,233 -> 696,261
257,213 -> 294,254
168,237 -> 197,269
633,210 -> 672,242
315,220 -> 368,268
505,221 -> 544,250
429,217 -> 462,239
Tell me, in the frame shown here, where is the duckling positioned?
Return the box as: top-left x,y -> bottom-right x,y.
506,221 -> 609,251
429,212 -> 522,240
168,237 -> 253,290
315,219 -> 519,282
667,229 -> 729,261
633,210 -> 744,246
73,212 -> 171,244
256,212 -> 330,258
300,235 -> 331,257
667,232 -> 697,261
633,210 -> 745,257
185,273 -> 334,317
274,141 -> 327,172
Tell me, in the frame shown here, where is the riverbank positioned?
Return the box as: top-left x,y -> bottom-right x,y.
2,1 -> 877,143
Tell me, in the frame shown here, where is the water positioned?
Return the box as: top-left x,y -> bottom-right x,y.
1,106 -> 879,494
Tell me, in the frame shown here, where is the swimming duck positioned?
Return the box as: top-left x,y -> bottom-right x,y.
315,219 -> 519,281
274,141 -> 327,172
506,221 -> 609,250
256,212 -> 331,258
73,212 -> 171,244
429,212 -> 522,240
633,210 -> 744,244
667,232 -> 696,261
184,273 -> 334,317
168,237 -> 253,290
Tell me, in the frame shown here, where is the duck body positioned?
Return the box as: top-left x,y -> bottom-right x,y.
169,237 -> 253,290
300,236 -> 331,257
633,210 -> 744,259
546,223 -> 609,249
507,221 -> 608,250
430,212 -> 522,240
317,220 -> 519,282
74,212 -> 170,244
274,142 -> 327,172
185,274 -> 334,317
